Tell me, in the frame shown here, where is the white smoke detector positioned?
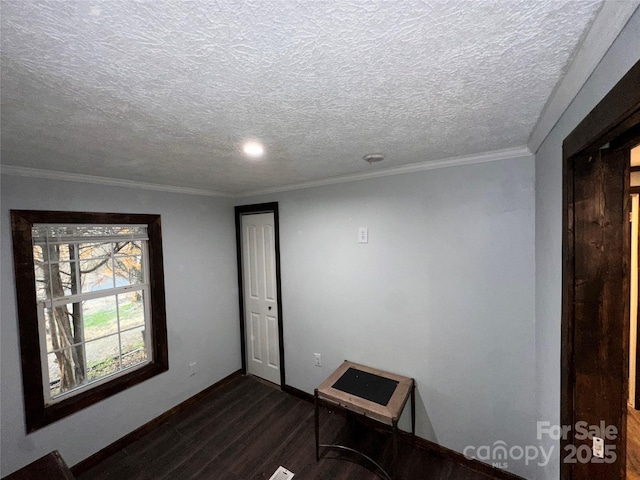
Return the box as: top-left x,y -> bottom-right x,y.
363,153 -> 385,164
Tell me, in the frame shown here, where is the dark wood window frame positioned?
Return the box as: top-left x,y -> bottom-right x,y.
11,210 -> 169,433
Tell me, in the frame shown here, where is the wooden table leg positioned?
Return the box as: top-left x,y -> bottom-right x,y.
314,388 -> 320,461
392,418 -> 398,479
411,380 -> 416,436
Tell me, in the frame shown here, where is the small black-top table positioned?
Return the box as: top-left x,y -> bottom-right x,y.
314,360 -> 415,479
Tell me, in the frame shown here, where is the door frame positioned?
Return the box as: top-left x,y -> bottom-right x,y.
561,60 -> 640,480
235,202 -> 286,387
632,187 -> 640,410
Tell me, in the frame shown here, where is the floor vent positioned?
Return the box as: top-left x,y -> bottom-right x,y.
268,465 -> 294,480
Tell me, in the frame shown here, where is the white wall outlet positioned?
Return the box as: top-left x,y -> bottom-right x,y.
314,353 -> 322,367
189,361 -> 197,376
358,227 -> 368,243
593,436 -> 604,459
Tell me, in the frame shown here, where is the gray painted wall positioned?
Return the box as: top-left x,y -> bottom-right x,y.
0,175 -> 241,476
534,9 -> 640,480
239,154 -> 537,478
6,15 -> 638,473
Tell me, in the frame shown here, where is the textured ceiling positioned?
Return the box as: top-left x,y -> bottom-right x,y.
1,0 -> 602,195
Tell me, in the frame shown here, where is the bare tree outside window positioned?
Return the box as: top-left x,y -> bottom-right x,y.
32,226 -> 151,401
36,238 -> 147,398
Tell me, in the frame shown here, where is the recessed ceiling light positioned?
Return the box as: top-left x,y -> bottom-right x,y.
243,141 -> 264,158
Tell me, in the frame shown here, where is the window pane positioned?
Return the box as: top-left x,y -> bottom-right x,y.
86,334 -> 121,382
80,258 -> 115,293
51,262 -> 75,296
47,346 -> 86,398
53,244 -> 72,262
115,241 -> 142,256
79,242 -> 112,260
121,326 -> 148,369
83,296 -> 118,341
47,351 -> 61,397
118,291 -> 145,330
45,304 -> 80,353
114,256 -> 143,287
33,245 -> 44,263
34,264 -> 47,302
37,262 -> 75,298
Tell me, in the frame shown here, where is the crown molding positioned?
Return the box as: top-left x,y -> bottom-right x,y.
2,146 -> 531,199
528,1 -> 640,153
0,165 -> 233,198
236,146 -> 532,198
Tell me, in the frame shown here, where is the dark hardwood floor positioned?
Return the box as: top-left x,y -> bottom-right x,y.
77,376 -> 502,480
629,405 -> 640,480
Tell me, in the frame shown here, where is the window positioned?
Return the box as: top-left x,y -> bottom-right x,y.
34,224 -> 151,402
11,211 -> 168,432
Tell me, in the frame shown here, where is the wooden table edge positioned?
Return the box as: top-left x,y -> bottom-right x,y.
316,360 -> 415,425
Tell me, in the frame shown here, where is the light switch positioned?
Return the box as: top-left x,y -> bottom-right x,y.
358,227 -> 368,243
